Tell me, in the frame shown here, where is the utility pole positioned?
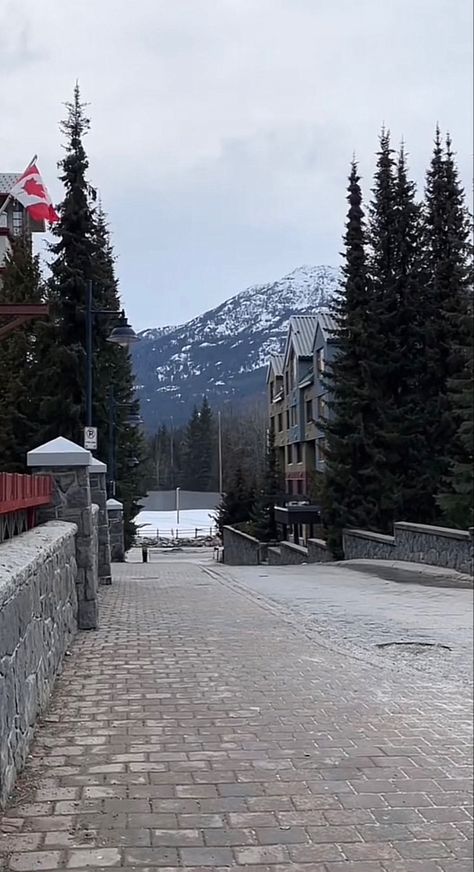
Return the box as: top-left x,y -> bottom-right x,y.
176,486 -> 180,527
218,410 -> 223,494
170,416 -> 174,488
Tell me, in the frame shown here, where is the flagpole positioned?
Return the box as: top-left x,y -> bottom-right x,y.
0,155 -> 38,220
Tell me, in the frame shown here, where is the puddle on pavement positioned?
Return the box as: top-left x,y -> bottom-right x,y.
376,641 -> 452,654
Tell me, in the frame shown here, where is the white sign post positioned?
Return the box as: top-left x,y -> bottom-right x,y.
84,426 -> 98,451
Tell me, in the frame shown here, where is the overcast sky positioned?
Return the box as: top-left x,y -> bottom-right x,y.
1,0 -> 472,330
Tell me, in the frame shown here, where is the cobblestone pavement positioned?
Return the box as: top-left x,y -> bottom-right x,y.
1,560 -> 472,872
218,563 -> 473,689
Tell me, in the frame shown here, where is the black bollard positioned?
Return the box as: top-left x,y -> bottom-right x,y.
142,544 -> 148,563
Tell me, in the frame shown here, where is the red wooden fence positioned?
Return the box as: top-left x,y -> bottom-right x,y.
0,472 -> 53,542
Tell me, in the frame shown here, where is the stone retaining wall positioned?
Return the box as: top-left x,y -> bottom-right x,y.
343,522 -> 473,575
0,521 -> 78,806
307,538 -> 333,563
223,527 -> 261,565
278,542 -> 309,564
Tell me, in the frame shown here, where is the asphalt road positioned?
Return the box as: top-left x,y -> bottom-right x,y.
215,562 -> 474,690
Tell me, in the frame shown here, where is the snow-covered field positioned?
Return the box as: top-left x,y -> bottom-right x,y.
135,509 -> 217,540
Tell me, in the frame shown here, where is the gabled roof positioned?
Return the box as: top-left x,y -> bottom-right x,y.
266,354 -> 284,383
283,315 -> 319,368
0,173 -> 20,195
314,309 -> 337,345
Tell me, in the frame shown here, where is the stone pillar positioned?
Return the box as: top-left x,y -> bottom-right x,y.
107,498 -> 125,562
27,437 -> 99,630
89,456 -> 112,585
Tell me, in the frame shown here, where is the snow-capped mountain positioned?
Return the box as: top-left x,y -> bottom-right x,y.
132,265 -> 339,431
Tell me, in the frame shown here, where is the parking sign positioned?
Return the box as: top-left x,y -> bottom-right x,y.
84,427 -> 98,450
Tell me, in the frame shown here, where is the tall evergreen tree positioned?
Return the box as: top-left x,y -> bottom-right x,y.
33,84 -> 95,444
89,206 -> 147,549
0,235 -> 45,470
215,466 -> 255,536
32,85 -> 146,548
323,160 -> 380,555
251,428 -> 284,541
438,308 -> 474,527
421,129 -> 473,508
363,128 -> 405,531
380,144 -> 437,522
181,397 -> 216,491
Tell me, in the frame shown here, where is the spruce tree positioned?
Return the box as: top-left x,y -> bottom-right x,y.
421,129 -> 473,509
323,160 -> 380,555
0,235 -> 45,470
181,398 -> 216,491
383,144 -> 437,522
32,85 -> 146,548
251,428 -> 284,541
364,128 -> 404,531
438,309 -> 474,527
215,467 -> 255,535
89,206 -> 147,549
33,84 -> 95,444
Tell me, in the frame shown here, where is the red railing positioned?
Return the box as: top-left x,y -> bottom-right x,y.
0,472 -> 53,516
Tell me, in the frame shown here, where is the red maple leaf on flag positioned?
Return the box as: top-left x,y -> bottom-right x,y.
23,178 -> 47,198
8,162 -> 59,223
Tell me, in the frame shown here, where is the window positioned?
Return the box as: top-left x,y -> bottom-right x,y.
12,206 -> 24,236
305,399 -> 313,423
316,348 -> 325,374
285,372 -> 289,394
294,443 -> 302,463
270,381 -> 274,402
277,413 -> 283,432
296,479 -> 303,495
286,410 -> 290,430
290,406 -> 297,426
287,479 -> 293,495
286,444 -> 292,465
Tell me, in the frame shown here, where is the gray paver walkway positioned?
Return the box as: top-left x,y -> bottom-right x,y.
1,560 -> 472,871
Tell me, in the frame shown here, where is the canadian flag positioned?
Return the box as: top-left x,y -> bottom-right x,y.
9,163 -> 59,224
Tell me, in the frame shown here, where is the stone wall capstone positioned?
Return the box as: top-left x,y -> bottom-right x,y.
343,522 -> 473,575
0,521 -> 77,806
223,527 -> 261,565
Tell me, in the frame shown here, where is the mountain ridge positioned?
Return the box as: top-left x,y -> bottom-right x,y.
132,264 -> 340,431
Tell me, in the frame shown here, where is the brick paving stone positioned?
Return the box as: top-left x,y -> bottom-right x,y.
0,560 -> 472,871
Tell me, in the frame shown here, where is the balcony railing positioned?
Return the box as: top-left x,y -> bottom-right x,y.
0,472 -> 53,543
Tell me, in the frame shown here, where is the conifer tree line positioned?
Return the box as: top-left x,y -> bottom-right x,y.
146,399 -> 270,494
324,127 -> 473,555
0,85 -> 146,548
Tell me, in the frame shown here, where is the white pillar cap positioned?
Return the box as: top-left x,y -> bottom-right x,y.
27,437 -> 92,468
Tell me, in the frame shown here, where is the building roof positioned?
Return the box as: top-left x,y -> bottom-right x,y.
270,354 -> 284,376
315,309 -> 337,342
0,173 -> 20,195
266,354 -> 284,383
290,315 -> 319,357
282,315 -> 319,368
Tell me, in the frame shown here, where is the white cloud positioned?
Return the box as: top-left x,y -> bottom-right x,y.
1,0 -> 472,327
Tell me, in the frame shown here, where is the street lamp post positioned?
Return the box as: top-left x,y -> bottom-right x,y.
107,386 -> 143,497
85,278 -> 140,431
